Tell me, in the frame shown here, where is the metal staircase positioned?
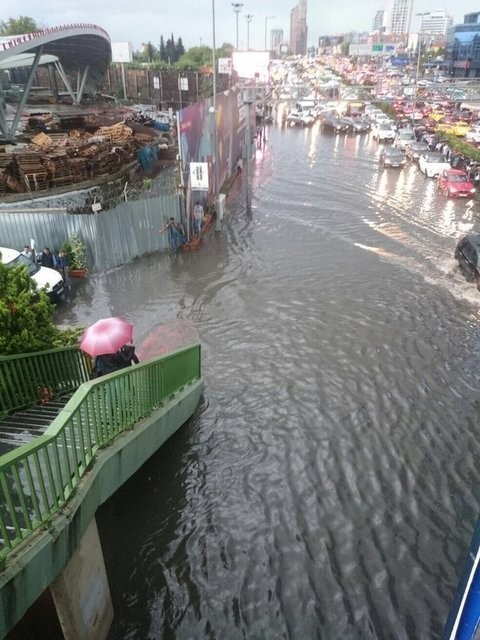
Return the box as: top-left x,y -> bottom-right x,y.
0,395 -> 73,456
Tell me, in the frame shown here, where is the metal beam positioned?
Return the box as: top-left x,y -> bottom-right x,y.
9,46 -> 43,138
54,59 -> 78,105
77,64 -> 90,104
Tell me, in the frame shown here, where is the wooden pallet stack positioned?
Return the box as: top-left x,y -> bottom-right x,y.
45,152 -> 73,188
15,152 -> 49,192
70,157 -> 89,183
0,154 -> 16,195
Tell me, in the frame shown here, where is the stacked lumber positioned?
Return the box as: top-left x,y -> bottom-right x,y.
70,157 -> 89,183
16,152 -> 49,192
95,122 -> 133,145
0,154 -> 16,194
45,152 -> 73,188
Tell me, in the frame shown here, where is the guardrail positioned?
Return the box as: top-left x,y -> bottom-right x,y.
0,343 -> 201,565
0,347 -> 91,415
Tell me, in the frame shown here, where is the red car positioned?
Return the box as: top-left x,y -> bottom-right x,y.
437,169 -> 476,198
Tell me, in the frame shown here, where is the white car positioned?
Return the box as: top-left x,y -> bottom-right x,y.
394,129 -> 416,150
466,125 -> 480,143
0,247 -> 65,298
372,123 -> 396,142
418,152 -> 450,178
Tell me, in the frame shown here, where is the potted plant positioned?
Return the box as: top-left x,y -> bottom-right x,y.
62,233 -> 88,277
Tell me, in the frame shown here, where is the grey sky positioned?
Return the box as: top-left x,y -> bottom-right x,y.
1,1 -> 480,50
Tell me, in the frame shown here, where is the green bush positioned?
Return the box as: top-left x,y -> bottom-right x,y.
0,262 -> 83,355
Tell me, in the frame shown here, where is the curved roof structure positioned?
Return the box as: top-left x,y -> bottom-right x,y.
0,24 -> 111,140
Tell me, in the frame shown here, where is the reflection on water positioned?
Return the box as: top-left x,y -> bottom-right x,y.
56,125 -> 480,640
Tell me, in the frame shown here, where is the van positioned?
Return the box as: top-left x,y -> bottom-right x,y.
0,247 -> 64,299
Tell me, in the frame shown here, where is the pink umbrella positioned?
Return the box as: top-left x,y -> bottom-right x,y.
80,317 -> 134,357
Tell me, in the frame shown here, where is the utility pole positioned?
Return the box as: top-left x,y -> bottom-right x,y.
232,3 -> 243,50
212,0 -> 221,231
245,14 -> 253,50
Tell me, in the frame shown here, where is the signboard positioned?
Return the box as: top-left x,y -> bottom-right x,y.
153,77 -> 160,90
372,44 -> 384,52
178,77 -> 189,91
218,58 -> 232,74
190,162 -> 209,190
111,42 -> 133,63
349,44 -> 373,56
232,51 -> 270,83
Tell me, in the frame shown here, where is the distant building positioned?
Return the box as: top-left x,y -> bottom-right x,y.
384,0 -> 413,36
444,11 -> 480,78
271,28 -> 284,53
290,0 -> 308,55
419,10 -> 453,37
372,10 -> 385,33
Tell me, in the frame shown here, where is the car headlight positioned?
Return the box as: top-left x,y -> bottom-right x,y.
470,188 -> 476,194
450,187 -> 457,192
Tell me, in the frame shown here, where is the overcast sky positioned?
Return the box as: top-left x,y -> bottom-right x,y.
2,1 -> 480,51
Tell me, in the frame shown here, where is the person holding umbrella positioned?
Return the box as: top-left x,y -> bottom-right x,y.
80,317 -> 135,377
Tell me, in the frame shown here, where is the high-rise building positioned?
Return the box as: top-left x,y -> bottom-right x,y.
271,29 -> 284,52
419,10 -> 453,37
384,0 -> 413,36
290,0 -> 308,55
372,10 -> 385,32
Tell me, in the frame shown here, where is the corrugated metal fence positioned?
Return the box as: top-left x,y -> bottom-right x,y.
0,192 -> 183,271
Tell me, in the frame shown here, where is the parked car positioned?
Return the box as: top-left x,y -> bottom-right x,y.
418,152 -> 450,177
341,116 -> 370,133
394,128 -> 416,150
454,235 -> 480,288
379,146 -> 406,168
0,247 -> 65,299
321,115 -> 349,134
405,141 -> 429,161
286,110 -> 303,126
372,123 -> 396,142
466,125 -> 480,143
437,169 -> 476,198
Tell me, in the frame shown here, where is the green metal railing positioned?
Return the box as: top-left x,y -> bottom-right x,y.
0,343 -> 201,564
0,347 -> 91,415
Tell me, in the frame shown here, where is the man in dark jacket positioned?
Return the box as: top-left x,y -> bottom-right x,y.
40,247 -> 55,268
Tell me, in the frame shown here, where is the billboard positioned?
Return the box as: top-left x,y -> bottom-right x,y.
111,42 -> 133,63
232,51 -> 270,83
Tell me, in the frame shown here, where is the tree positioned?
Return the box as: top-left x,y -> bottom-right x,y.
159,36 -> 166,62
0,16 -> 39,35
176,38 -> 185,59
0,262 -> 81,355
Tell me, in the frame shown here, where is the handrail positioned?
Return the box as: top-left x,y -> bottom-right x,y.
0,343 -> 201,563
0,347 -> 91,415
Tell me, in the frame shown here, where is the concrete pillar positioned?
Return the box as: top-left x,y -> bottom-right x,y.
50,518 -> 113,640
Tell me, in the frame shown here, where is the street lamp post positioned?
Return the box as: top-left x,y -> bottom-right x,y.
413,12 -> 430,119
264,15 -> 275,51
211,0 -> 221,231
245,14 -> 253,50
232,2 -> 243,50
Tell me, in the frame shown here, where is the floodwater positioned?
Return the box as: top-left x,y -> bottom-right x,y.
56,121 -> 480,639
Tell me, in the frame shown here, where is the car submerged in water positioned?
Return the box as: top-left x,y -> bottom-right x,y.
454,234 -> 480,288
418,152 -> 450,177
379,146 -> 406,168
437,169 -> 476,198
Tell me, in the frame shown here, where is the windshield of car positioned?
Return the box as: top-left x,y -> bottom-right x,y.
399,131 -> 415,139
10,254 -> 40,276
426,154 -> 446,163
450,174 -> 469,182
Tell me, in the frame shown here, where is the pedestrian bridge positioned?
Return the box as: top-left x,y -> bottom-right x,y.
0,344 -> 202,638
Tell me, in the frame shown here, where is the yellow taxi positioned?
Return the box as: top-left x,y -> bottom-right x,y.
430,111 -> 447,122
436,121 -> 470,136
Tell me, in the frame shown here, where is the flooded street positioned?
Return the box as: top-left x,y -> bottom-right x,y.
56,121 -> 480,639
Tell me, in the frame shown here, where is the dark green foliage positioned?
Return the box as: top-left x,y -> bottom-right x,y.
0,262 -> 82,355
0,16 -> 39,35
